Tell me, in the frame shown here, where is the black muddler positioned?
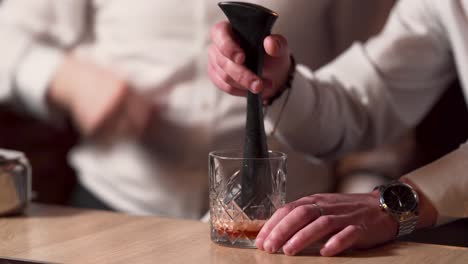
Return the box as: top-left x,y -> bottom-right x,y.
218,2 -> 278,209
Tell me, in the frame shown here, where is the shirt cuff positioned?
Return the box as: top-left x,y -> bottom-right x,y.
14,42 -> 65,120
404,144 -> 468,225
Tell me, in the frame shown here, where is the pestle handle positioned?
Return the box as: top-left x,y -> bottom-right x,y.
218,2 -> 278,208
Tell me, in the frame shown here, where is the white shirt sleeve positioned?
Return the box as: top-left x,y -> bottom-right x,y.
0,0 -> 86,120
404,143 -> 468,225
267,0 -> 465,224
267,0 -> 456,160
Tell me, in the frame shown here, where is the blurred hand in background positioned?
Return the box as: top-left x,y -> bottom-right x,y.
49,56 -> 152,142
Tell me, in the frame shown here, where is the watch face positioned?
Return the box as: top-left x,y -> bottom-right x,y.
382,184 -> 418,213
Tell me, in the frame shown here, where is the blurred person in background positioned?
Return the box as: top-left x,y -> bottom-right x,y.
209,0 -> 468,256
0,0 -> 79,206
0,0 -> 393,218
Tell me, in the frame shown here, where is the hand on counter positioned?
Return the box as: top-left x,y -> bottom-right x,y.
255,181 -> 438,257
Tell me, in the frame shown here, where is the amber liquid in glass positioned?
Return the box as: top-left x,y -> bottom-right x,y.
213,219 -> 266,240
215,228 -> 260,240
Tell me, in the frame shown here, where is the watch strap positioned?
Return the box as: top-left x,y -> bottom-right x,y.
397,214 -> 419,237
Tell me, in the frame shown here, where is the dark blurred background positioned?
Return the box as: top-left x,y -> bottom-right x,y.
0,104 -> 78,204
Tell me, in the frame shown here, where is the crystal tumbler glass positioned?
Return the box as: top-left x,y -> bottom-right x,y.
209,150 -> 286,248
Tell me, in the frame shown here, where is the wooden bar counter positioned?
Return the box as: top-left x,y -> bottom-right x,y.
0,204 -> 467,264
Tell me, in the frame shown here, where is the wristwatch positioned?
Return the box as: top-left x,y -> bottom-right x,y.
375,181 -> 419,237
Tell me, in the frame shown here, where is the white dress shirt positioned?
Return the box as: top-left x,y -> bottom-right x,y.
0,0 -> 391,218
270,0 -> 468,224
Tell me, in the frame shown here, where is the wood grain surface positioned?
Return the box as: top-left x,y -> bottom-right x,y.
0,204 -> 467,264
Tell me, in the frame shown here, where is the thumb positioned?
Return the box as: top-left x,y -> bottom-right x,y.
264,34 -> 289,58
